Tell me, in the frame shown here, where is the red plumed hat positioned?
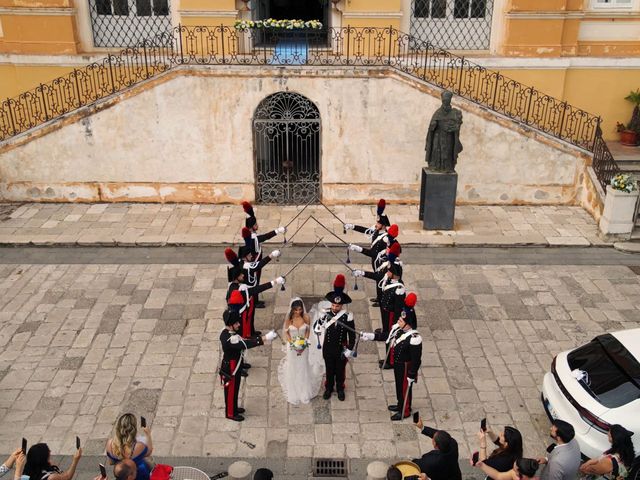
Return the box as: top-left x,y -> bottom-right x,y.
388,224 -> 399,238
377,198 -> 386,215
242,201 -> 254,216
333,274 -> 346,293
325,274 -> 352,305
388,241 -> 401,257
228,290 -> 244,306
242,201 -> 257,228
405,292 -> 417,308
224,248 -> 239,265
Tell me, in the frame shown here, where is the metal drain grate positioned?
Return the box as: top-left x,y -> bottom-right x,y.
313,458 -> 348,477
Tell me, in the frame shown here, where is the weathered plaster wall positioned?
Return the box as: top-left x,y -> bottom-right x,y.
0,67 -> 589,205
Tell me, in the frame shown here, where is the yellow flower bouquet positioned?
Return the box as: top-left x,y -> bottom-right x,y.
290,335 -> 309,356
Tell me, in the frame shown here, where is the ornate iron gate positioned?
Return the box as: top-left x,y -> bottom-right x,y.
410,0 -> 494,50
253,92 -> 321,205
89,0 -> 172,47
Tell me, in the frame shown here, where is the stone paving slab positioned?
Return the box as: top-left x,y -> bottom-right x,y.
1,259 -> 639,471
0,203 -> 608,247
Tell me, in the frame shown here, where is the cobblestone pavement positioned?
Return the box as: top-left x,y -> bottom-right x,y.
0,203 -> 607,246
1,250 -> 639,469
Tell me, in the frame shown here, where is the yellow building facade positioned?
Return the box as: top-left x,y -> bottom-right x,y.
0,0 -> 638,140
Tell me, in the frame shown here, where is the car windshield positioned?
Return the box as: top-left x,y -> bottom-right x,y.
567,333 -> 640,408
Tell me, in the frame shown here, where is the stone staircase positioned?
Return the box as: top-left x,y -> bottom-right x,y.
608,142 -> 640,240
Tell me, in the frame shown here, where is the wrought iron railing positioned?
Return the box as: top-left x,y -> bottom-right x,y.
0,25 -> 619,188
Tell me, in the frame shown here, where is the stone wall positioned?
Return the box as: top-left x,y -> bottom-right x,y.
0,66 -> 591,206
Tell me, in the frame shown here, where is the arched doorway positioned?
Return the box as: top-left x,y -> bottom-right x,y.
253,92 -> 321,205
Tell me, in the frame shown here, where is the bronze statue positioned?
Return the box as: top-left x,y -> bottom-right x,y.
425,91 -> 463,173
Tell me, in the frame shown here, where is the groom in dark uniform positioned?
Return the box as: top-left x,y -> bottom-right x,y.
313,274 -> 356,401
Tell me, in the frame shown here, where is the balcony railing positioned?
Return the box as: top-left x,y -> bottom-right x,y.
0,25 -> 619,189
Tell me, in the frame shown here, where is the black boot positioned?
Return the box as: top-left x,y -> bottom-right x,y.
388,405 -> 399,412
323,390 -> 332,400
337,391 -> 345,401
226,414 -> 245,422
391,411 -> 411,421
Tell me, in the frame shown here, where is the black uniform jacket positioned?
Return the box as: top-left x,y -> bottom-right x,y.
316,309 -> 356,357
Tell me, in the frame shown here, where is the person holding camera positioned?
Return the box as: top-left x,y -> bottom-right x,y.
410,415 -> 462,480
360,292 -> 421,420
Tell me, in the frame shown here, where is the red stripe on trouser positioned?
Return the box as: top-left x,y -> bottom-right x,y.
241,310 -> 250,338
402,363 -> 411,417
341,359 -> 346,390
225,360 -> 237,417
248,297 -> 255,333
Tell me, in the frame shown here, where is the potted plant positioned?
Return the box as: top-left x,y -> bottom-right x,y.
599,173 -> 639,237
617,89 -> 640,146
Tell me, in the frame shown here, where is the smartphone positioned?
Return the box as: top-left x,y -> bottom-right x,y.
480,418 -> 487,432
546,443 -> 557,453
21,438 -> 27,455
405,476 -> 420,480
413,411 -> 420,424
99,463 -> 107,479
141,416 -> 147,428
472,451 -> 479,466
76,436 -> 81,450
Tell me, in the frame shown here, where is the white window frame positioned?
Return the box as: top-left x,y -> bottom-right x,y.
590,0 -> 636,10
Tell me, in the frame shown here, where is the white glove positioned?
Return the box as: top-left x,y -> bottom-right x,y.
343,349 -> 353,358
360,332 -> 375,341
229,334 -> 241,344
274,276 -> 286,285
352,269 -> 365,277
349,244 -> 363,253
270,249 -> 281,259
264,330 -> 278,341
407,377 -> 416,385
344,223 -> 355,230
276,226 -> 286,234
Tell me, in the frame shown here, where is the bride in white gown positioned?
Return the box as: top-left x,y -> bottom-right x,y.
277,297 -> 326,405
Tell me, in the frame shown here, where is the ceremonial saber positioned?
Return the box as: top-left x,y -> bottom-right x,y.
284,215 -> 313,245
282,194 -> 318,243
309,216 -> 348,245
309,215 -> 352,263
281,237 -> 323,278
320,241 -> 359,291
400,379 -> 413,421
318,201 -> 347,234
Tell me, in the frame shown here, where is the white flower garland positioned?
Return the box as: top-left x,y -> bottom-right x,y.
234,19 -> 323,31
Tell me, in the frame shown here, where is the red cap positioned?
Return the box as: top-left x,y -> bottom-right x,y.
241,227 -> 251,239
405,292 -> 417,308
242,201 -> 254,214
334,274 -> 346,289
388,224 -> 399,238
229,290 -> 244,305
388,241 -> 401,257
224,248 -> 238,264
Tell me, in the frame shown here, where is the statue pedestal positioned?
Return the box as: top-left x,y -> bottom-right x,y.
419,167 -> 457,230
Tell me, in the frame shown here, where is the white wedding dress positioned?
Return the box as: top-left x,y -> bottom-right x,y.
277,301 -> 326,405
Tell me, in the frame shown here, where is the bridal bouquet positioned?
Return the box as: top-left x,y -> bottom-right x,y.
290,335 -> 309,356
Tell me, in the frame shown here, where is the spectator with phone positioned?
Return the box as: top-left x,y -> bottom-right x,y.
411,415 -> 462,480
478,424 -> 523,474
535,419 -> 580,480
23,443 -> 82,480
0,448 -> 27,480
475,458 -> 540,480
106,413 -> 153,480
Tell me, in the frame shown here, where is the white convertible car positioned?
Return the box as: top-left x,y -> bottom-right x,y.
541,329 -> 640,459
